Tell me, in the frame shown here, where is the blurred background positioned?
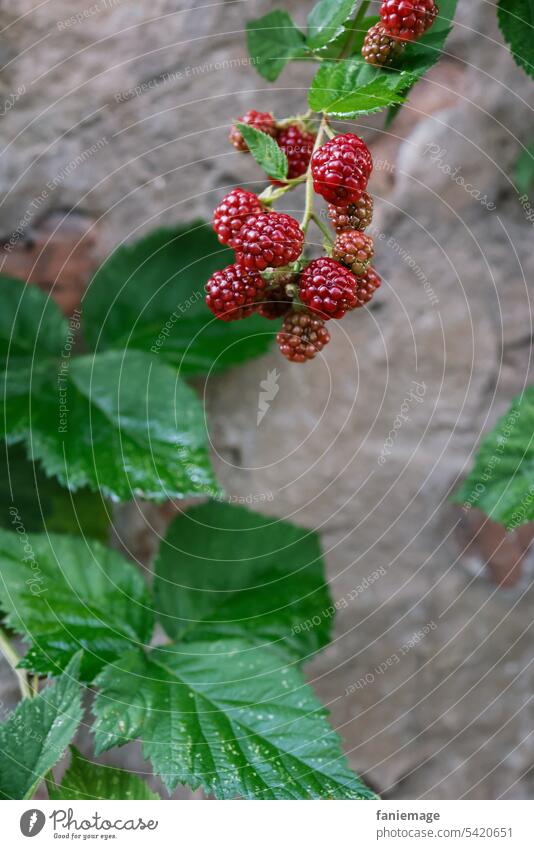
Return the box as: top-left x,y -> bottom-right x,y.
1,1 -> 533,799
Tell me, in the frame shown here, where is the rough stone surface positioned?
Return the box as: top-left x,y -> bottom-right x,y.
1,1 -> 533,800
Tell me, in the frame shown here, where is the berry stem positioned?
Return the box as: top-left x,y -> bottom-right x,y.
311,212 -> 334,244
0,626 -> 32,700
339,0 -> 371,59
300,115 -> 328,233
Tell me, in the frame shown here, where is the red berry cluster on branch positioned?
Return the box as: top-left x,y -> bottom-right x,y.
362,1 -> 439,66
206,114 -> 382,363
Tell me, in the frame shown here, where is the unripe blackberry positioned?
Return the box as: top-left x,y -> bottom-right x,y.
380,0 -> 439,42
233,212 -> 304,272
327,194 -> 374,233
333,230 -> 375,275
298,257 -> 359,320
212,188 -> 264,248
311,133 -> 373,206
272,125 -> 316,183
277,310 -> 330,363
205,263 -> 266,321
354,266 -> 382,307
229,110 -> 276,152
362,23 -> 405,66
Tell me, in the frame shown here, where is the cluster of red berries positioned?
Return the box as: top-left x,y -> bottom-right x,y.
206,115 -> 381,363
362,0 -> 439,67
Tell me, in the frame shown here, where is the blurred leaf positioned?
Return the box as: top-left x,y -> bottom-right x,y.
47,747 -> 159,800
0,654 -> 83,800
235,123 -> 288,180
454,389 -> 534,529
307,0 -> 358,50
0,530 -> 154,680
247,10 -> 307,81
83,224 -> 274,375
515,143 -> 534,194
0,443 -> 109,540
498,0 -> 534,80
3,349 -> 219,503
0,274 -> 68,369
93,642 -> 376,799
153,501 -> 332,660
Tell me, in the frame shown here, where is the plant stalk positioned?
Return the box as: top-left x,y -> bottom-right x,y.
0,627 -> 32,700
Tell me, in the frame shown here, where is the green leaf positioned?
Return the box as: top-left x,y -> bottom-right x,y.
153,501 -> 331,660
47,747 -> 159,800
515,143 -> 534,194
498,0 -> 534,80
0,530 -> 154,680
246,10 -> 307,82
0,654 -> 83,800
309,59 -> 406,116
384,0 -> 457,106
0,443 -> 110,540
93,642 -> 376,800
235,124 -> 288,181
0,274 -> 68,369
3,348 -> 219,503
454,389 -> 534,529
83,224 -> 273,376
307,0 -> 357,50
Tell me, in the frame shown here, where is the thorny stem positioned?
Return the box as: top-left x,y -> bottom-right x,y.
0,626 -> 32,700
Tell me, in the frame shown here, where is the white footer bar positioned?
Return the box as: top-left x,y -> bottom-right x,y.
3,799 -> 531,847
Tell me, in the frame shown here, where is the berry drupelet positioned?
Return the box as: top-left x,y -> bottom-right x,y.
354,266 -> 382,307
205,263 -> 266,321
311,133 -> 373,206
212,188 -> 264,248
333,230 -> 375,276
229,110 -> 277,152
362,22 -> 405,66
298,257 -> 359,320
273,125 -> 316,182
277,310 -> 331,363
233,212 -> 304,272
327,193 -> 374,233
379,0 -> 439,42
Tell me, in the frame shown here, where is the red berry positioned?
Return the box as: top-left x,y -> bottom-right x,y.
233,212 -> 304,272
362,22 -> 405,66
205,263 -> 266,321
256,284 -> 293,320
311,133 -> 372,206
298,257 -> 359,320
277,310 -> 330,363
229,110 -> 276,152
332,230 -> 374,275
380,0 -> 438,42
212,188 -> 264,248
327,194 -> 374,233
354,266 -> 382,307
271,125 -> 316,183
